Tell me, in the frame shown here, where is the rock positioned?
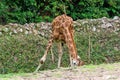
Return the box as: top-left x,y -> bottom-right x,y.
0,32 -> 2,35
19,28 -> 23,32
13,29 -> 17,34
113,16 -> 119,20
25,31 -> 29,35
92,27 -> 96,31
3,28 -> 9,32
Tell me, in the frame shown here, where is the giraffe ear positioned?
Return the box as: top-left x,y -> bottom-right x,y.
77,55 -> 81,59
77,55 -> 85,66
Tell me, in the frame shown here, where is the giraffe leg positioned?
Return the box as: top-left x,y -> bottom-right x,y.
58,42 -> 63,68
69,54 -> 72,67
69,54 -> 78,70
50,46 -> 54,63
35,37 -> 53,72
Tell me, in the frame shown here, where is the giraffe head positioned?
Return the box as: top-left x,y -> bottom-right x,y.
72,55 -> 84,66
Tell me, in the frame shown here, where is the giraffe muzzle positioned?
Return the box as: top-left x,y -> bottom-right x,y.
72,59 -> 79,66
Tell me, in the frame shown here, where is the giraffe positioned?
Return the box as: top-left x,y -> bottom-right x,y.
35,14 -> 84,72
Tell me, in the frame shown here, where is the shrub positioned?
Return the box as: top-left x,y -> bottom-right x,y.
0,27 -> 120,74
0,0 -> 120,24
0,34 -> 45,73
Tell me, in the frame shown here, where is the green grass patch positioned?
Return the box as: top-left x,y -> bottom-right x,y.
0,73 -> 27,78
0,62 -> 120,80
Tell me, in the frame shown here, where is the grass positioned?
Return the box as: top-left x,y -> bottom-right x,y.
0,62 -> 119,80
0,73 -> 28,79
83,62 -> 118,69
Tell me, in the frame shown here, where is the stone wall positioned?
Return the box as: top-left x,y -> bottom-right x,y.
0,16 -> 120,37
74,16 -> 120,33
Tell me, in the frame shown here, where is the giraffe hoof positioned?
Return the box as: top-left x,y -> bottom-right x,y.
40,60 -> 44,64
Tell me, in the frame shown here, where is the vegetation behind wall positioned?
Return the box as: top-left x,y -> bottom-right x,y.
0,0 -> 120,24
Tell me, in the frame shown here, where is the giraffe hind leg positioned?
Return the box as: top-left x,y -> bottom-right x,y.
58,42 -> 63,68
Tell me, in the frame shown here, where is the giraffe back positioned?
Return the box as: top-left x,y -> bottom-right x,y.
51,14 -> 74,42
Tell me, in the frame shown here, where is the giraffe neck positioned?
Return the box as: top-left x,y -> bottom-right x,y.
63,28 -> 78,59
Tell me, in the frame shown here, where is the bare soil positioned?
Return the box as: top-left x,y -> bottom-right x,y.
2,62 -> 120,80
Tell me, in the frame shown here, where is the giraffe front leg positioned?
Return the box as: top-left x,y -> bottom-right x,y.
58,42 -> 63,68
69,54 -> 78,69
34,51 -> 48,72
69,54 -> 72,67
34,37 -> 53,72
68,54 -> 75,70
50,46 -> 55,63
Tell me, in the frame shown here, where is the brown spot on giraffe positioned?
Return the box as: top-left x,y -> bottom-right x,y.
35,14 -> 84,71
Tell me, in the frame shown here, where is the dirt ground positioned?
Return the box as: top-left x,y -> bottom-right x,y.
3,62 -> 120,80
